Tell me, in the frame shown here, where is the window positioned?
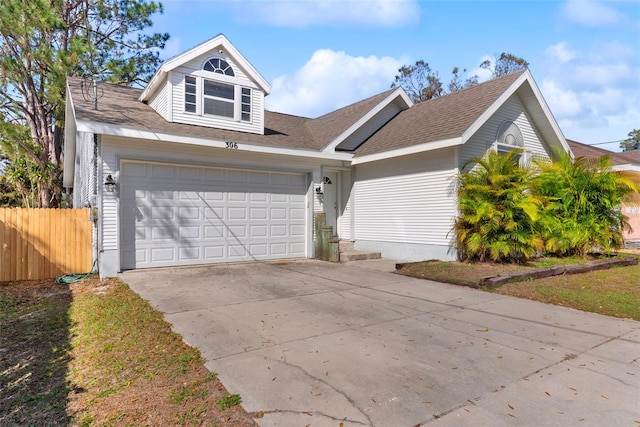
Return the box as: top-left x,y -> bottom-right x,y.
184,76 -> 197,113
241,88 -> 251,122
203,58 -> 234,76
203,80 -> 234,118
183,65 -> 252,122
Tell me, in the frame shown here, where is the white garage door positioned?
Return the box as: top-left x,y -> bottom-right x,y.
120,161 -> 308,270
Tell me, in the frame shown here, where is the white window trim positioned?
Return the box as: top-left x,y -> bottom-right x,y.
183,75 -> 252,123
494,142 -> 530,166
203,79 -> 235,119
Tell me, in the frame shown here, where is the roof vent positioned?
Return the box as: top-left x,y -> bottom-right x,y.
496,121 -> 524,147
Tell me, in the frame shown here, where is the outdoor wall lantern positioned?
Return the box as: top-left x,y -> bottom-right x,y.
315,186 -> 323,195
104,174 -> 117,192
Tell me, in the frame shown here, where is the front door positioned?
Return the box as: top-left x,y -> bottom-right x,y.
323,172 -> 338,236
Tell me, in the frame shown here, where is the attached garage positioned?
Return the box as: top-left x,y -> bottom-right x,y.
120,161 -> 308,270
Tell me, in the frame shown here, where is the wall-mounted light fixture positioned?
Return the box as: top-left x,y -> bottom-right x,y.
315,186 -> 323,195
104,174 -> 117,192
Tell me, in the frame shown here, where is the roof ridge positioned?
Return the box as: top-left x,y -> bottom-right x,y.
420,68 -> 526,105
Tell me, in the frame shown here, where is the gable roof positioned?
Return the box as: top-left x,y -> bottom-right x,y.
306,88 -> 398,148
351,69 -> 569,164
139,34 -> 271,102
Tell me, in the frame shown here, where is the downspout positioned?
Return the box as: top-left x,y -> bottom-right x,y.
91,79 -> 99,274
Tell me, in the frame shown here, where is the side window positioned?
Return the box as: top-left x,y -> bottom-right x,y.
241,88 -> 251,122
184,76 -> 197,113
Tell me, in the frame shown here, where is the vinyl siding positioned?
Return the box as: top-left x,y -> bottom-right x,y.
148,79 -> 170,121
98,135 -> 339,256
459,95 -> 550,170
73,131 -> 96,208
168,54 -> 264,134
339,170 -> 354,239
354,148 -> 457,246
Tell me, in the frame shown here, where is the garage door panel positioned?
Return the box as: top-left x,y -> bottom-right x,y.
121,162 -> 307,270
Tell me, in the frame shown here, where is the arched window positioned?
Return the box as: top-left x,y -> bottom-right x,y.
203,58 -> 234,76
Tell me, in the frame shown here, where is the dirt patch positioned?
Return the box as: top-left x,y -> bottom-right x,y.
1,278 -> 257,426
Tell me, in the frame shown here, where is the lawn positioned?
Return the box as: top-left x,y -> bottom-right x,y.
396,255 -> 640,321
0,277 -> 257,426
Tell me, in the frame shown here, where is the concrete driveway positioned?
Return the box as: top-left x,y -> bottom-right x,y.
121,259 -> 640,426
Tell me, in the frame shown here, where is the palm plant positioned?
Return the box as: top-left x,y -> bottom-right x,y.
531,151 -> 638,256
453,150 -> 544,262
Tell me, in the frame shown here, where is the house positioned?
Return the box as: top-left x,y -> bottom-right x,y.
567,139 -> 640,246
63,34 -> 570,277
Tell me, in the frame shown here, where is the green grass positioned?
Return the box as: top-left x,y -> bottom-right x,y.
397,257 -> 640,321
2,279 -> 255,427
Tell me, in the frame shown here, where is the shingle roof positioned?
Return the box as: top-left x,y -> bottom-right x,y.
353,70 -> 526,157
305,88 -> 397,148
567,139 -> 638,166
68,71 -> 530,158
68,77 -> 321,151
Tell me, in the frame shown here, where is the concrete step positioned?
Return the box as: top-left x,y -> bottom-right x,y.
339,249 -> 381,262
339,240 -> 354,251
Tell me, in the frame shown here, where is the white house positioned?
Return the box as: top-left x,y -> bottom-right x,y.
63,34 -> 570,277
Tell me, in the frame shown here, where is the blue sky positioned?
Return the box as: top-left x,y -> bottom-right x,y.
151,0 -> 639,152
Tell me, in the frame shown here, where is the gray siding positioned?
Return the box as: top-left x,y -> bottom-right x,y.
459,95 -> 550,170
354,148 -> 458,248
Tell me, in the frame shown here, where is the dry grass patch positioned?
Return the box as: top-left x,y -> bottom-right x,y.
396,256 -> 640,321
1,277 -> 257,426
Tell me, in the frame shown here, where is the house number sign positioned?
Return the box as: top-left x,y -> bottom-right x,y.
225,141 -> 238,149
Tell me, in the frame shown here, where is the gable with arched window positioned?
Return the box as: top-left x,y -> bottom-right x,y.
182,56 -> 252,123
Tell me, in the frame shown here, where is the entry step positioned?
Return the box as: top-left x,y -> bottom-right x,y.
338,241 -> 381,261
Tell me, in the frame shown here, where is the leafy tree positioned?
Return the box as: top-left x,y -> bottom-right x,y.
0,0 -> 168,207
453,150 -> 544,263
0,174 -> 20,207
531,151 -> 638,256
480,52 -> 529,78
620,129 -> 640,151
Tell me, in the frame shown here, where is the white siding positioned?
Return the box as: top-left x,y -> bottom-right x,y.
180,53 -> 249,81
97,135 -> 342,272
339,170 -> 354,239
354,148 -> 458,247
460,95 -> 550,170
73,131 -> 96,208
337,103 -> 402,151
166,50 -> 265,134
148,79 -> 170,121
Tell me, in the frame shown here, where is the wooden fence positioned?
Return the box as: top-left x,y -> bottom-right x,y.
0,208 -> 93,281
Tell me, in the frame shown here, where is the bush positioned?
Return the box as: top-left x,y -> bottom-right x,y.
453,149 -> 638,261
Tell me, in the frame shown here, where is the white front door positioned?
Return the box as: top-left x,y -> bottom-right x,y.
323,172 -> 338,236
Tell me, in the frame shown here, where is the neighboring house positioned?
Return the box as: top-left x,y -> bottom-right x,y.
63,34 -> 570,277
567,139 -> 640,245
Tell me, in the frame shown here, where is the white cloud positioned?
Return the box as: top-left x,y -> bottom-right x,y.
562,0 -> 625,27
541,79 -> 582,118
573,63 -> 633,88
265,49 -> 403,117
546,42 -> 576,64
232,0 -> 420,28
468,55 -> 493,83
